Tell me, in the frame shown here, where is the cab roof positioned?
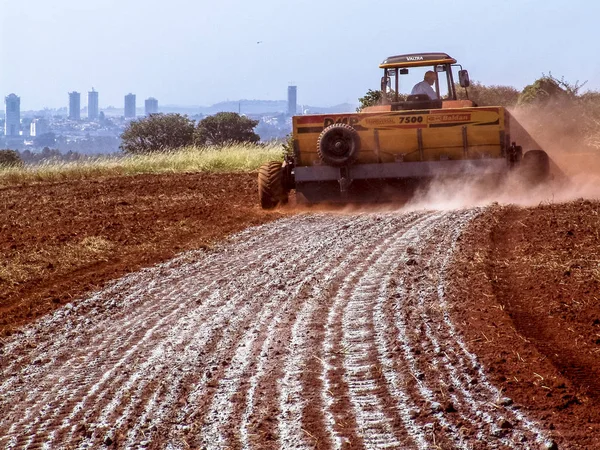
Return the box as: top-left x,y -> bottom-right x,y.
379,52 -> 457,69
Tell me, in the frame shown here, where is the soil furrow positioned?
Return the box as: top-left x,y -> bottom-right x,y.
194,217 -> 357,449
316,212 -> 428,449
77,217 -> 347,447
276,213 -> 424,449
337,214 -> 440,449
0,208 -> 555,449
0,218 -> 319,447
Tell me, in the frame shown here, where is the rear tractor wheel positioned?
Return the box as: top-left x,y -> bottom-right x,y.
258,161 -> 289,209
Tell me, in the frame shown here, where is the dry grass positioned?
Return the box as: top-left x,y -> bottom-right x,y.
0,236 -> 115,288
0,143 -> 284,187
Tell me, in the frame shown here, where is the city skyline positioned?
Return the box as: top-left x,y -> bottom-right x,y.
2,0 -> 599,110
1,89 -> 166,117
0,86 -> 311,114
0,81 -> 308,116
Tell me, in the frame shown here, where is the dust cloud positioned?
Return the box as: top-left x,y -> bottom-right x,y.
403,168 -> 599,212
397,105 -> 600,212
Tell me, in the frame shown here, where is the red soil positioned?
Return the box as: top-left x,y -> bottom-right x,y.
450,200 -> 600,448
0,173 -> 289,337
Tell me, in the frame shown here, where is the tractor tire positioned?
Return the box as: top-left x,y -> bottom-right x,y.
258,161 -> 288,209
317,123 -> 360,167
521,149 -> 550,184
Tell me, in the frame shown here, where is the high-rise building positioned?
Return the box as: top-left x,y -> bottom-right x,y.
4,94 -> 20,136
145,97 -> 158,116
287,85 -> 297,116
88,88 -> 99,121
124,93 -> 136,118
30,118 -> 49,136
69,92 -> 81,120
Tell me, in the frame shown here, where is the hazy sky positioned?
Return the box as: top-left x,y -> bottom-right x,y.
2,0 -> 599,110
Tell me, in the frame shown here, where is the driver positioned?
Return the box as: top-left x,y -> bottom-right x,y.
411,71 -> 438,100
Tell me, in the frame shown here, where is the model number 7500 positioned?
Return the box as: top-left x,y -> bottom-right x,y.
398,116 -> 424,124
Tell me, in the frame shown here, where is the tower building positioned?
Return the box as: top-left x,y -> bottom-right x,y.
4,94 -> 20,136
69,92 -> 81,120
287,85 -> 297,116
88,88 -> 99,120
124,93 -> 136,118
145,97 -> 158,116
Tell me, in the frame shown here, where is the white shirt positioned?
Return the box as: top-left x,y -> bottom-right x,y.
411,81 -> 438,100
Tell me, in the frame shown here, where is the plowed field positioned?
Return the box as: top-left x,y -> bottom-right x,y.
0,173 -> 599,449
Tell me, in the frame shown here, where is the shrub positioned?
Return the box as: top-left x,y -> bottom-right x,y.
517,75 -> 578,106
0,149 -> 24,168
456,82 -> 519,107
514,76 -> 597,151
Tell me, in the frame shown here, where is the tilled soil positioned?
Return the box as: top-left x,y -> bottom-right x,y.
0,172 -> 289,336
449,200 -> 600,449
0,209 -> 556,449
0,174 -> 599,449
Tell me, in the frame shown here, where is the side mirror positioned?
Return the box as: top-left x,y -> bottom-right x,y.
381,76 -> 390,92
459,70 -> 470,88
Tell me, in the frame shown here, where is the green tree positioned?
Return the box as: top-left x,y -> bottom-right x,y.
0,149 -> 24,168
194,112 -> 260,146
120,113 -> 195,154
357,89 -> 406,112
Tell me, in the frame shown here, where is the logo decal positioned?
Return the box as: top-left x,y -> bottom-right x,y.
428,113 -> 472,124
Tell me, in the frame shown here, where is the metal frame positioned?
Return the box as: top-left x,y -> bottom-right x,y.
386,63 -> 458,102
294,159 -> 509,184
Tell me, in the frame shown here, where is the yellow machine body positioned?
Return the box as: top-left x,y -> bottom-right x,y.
293,106 -> 508,166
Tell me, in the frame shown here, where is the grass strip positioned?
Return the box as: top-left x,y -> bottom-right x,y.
0,143 -> 284,187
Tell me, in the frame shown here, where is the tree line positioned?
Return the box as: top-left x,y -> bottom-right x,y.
120,112 -> 260,154
0,147 -> 87,167
0,111 -> 262,166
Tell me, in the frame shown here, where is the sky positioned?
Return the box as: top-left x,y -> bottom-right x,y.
2,0 -> 600,111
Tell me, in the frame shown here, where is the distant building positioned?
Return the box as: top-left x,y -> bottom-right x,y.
287,86 -> 298,116
4,94 -> 20,136
88,88 -> 99,120
30,118 -> 49,137
124,93 -> 136,118
145,97 -> 158,116
69,91 -> 81,120
20,118 -> 32,137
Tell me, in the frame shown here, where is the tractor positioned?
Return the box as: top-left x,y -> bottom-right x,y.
258,52 -> 550,208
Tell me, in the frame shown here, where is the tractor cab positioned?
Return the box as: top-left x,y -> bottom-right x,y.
376,52 -> 473,111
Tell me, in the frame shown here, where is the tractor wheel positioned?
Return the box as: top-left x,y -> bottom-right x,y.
317,123 -> 360,167
258,161 -> 288,209
521,150 -> 550,184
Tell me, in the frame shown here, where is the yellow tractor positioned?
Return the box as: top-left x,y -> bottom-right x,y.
258,52 -> 550,208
